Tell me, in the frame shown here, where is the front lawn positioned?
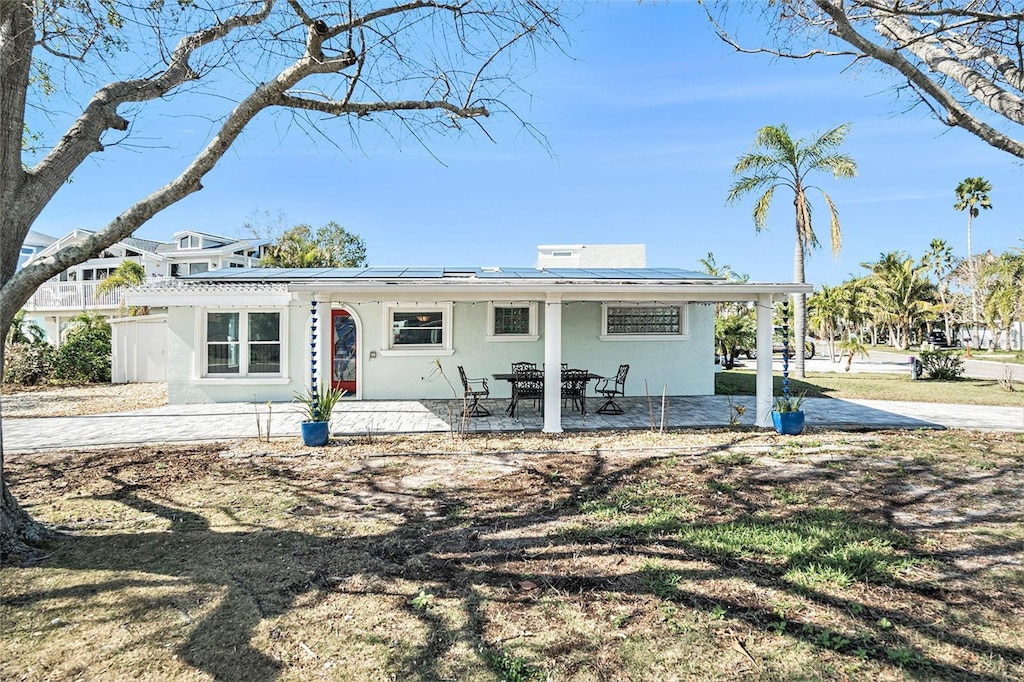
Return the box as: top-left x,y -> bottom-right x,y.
4,430 -> 1023,680
716,369 -> 1024,407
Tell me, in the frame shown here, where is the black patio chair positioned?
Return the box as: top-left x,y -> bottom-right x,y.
560,368 -> 589,415
511,364 -> 543,418
595,364 -> 629,415
458,365 -> 490,417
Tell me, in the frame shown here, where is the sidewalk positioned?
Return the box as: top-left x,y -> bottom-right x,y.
4,394 -> 1021,453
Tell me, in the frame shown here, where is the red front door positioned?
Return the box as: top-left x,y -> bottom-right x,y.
331,310 -> 357,395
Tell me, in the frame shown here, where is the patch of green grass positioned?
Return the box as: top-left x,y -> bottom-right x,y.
716,369 -> 1024,407
674,508 -> 920,588
639,559 -> 683,600
771,487 -> 809,505
709,452 -> 754,466
480,647 -> 543,682
580,481 -> 695,522
706,479 -> 737,494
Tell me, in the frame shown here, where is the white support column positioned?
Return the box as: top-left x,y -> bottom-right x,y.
755,294 -> 775,428
543,295 -> 563,433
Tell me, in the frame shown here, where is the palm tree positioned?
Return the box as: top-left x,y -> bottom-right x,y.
922,239 -> 956,340
728,123 -> 857,377
807,284 -> 842,361
96,261 -> 148,316
863,253 -> 937,350
981,247 -> 1024,351
954,177 -> 993,344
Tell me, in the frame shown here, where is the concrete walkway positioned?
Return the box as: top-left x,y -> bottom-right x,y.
4,394 -> 1022,453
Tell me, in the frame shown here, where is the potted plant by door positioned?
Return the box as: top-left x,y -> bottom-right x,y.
771,394 -> 806,435
295,383 -> 346,446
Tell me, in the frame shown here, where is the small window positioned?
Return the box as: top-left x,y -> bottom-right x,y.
382,304 -> 453,355
487,302 -> 538,341
204,310 -> 282,376
603,304 -> 688,338
189,262 -> 210,275
81,269 -> 94,281
392,311 -> 444,346
171,263 -> 182,277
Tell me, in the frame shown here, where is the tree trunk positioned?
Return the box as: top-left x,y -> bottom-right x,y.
0,345 -> 56,563
793,229 -> 807,378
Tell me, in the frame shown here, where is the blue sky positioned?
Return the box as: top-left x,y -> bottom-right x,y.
31,1 -> 1023,287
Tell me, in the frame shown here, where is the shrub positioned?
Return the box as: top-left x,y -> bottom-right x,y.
919,349 -> 964,380
3,343 -> 54,385
52,314 -> 112,383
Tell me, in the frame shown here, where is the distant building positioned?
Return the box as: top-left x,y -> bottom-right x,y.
22,229 -> 266,344
536,244 -> 646,269
19,230 -> 57,270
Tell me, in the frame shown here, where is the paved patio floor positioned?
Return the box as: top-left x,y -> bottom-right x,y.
4,395 -> 1021,453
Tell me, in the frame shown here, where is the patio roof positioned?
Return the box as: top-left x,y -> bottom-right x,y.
129,265 -> 811,305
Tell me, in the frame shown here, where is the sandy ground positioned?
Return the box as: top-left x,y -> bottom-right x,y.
0,382 -> 167,418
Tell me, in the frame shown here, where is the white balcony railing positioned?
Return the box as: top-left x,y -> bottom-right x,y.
24,281 -> 125,312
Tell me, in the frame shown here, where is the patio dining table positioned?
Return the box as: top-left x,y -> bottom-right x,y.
492,370 -> 602,418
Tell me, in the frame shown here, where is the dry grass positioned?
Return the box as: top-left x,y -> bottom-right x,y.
3,429 -> 1024,681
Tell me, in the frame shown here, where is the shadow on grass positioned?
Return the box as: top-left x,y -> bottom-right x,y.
7,438 -> 1024,680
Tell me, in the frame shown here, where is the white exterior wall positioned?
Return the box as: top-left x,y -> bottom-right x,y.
162,295 -> 715,404
165,297 -> 309,404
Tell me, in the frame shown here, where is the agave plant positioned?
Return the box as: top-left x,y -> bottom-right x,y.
294,383 -> 347,423
772,393 -> 806,413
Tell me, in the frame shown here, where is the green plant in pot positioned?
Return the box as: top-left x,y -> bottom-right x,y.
771,393 -> 805,435
295,383 -> 346,446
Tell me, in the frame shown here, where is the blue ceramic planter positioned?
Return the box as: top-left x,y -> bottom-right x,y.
771,410 -> 805,435
301,420 -> 330,446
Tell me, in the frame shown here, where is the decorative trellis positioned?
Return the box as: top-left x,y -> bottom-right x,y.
309,299 -> 320,420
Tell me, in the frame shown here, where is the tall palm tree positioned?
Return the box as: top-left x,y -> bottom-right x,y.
922,239 -> 956,339
954,177 -> 993,344
728,123 -> 857,378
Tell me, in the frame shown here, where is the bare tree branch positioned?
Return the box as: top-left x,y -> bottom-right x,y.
707,0 -> 1024,160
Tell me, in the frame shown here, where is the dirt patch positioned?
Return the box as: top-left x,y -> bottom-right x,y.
3,430 -> 1023,680
0,382 -> 167,417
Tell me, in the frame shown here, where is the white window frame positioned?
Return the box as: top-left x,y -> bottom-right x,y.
486,302 -> 538,341
600,303 -> 690,341
194,307 -> 290,383
380,302 -> 454,356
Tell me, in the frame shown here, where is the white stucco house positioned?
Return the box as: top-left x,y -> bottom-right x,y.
129,244 -> 810,433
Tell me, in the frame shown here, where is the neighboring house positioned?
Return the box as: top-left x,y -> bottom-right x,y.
21,229 -> 266,344
18,230 -> 58,270
129,245 -> 809,432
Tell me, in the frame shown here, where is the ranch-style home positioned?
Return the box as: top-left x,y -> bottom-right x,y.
128,244 -> 810,432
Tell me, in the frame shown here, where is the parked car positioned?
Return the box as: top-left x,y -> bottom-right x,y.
742,336 -> 816,360
926,330 -> 958,348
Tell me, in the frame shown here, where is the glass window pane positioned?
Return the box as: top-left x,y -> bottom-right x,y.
494,306 -> 530,335
607,306 -> 680,334
207,343 -> 240,373
190,262 -> 209,275
392,311 -> 443,346
248,312 -> 280,342
207,312 -> 239,342
248,344 -> 281,373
